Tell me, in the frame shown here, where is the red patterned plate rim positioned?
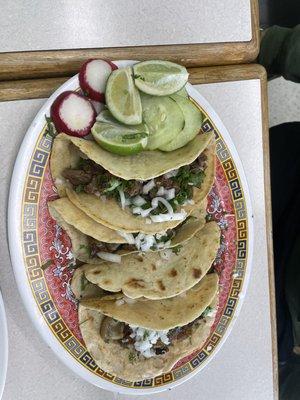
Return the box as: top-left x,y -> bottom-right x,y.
8,60 -> 253,394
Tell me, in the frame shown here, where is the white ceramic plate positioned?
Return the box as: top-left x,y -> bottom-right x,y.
8,60 -> 253,394
0,291 -> 8,399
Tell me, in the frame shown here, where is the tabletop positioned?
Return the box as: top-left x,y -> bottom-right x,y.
0,77 -> 275,399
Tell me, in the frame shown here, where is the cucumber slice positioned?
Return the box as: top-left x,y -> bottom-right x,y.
159,95 -> 203,152
141,94 -> 184,150
175,86 -> 189,98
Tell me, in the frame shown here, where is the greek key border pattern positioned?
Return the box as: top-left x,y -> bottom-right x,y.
21,105 -> 249,388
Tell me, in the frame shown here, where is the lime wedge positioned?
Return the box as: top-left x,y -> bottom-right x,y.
106,67 -> 142,125
91,119 -> 148,156
133,60 -> 189,96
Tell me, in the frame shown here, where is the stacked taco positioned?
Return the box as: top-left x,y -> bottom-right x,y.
48,59 -> 221,380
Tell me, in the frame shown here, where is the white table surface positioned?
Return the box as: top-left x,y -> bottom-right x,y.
0,79 -> 275,400
0,0 -> 252,52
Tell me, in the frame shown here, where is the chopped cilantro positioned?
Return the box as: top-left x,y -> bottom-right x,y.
202,306 -> 213,317
143,330 -> 150,340
75,184 -> 85,193
44,116 -> 57,138
103,178 -> 121,193
128,351 -> 137,364
41,259 -> 52,271
79,244 -> 91,257
172,245 -> 182,255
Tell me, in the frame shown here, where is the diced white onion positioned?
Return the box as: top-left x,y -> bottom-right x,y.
55,177 -> 64,186
117,231 -> 135,244
163,169 -> 178,179
155,232 -> 167,240
96,252 -> 121,263
150,210 -> 186,223
165,188 -> 175,200
94,191 -> 101,197
156,186 -> 165,196
146,218 -> 152,224
129,325 -> 170,358
132,206 -> 153,218
132,195 -> 147,207
142,179 -> 155,194
118,188 -> 126,210
151,197 -> 174,214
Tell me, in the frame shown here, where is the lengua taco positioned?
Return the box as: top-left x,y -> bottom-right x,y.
50,131 -> 215,233
78,273 -> 219,381
73,221 -> 220,299
49,197 -> 207,264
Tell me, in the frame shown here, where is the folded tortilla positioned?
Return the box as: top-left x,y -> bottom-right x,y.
78,292 -> 218,381
81,273 -> 219,330
51,199 -> 207,264
51,132 -> 214,197
78,221 -> 220,299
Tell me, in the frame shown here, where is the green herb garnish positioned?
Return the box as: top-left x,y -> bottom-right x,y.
75,184 -> 85,193
44,116 -> 57,138
128,351 -> 137,364
172,245 -> 182,255
79,244 -> 91,257
41,259 -> 52,270
143,330 -> 150,340
103,178 -> 121,193
202,306 -> 213,318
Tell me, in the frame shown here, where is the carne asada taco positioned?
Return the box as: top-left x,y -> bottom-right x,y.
49,197 -> 207,264
78,275 -> 218,381
75,221 -> 220,299
50,132 -> 215,233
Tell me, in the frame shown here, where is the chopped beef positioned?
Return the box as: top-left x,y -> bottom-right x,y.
62,150 -> 208,215
168,315 -> 203,342
88,238 -> 136,258
123,181 -> 143,197
191,151 -> 208,173
153,340 -> 170,355
62,168 -> 92,186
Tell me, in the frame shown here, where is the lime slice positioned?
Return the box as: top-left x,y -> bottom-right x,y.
133,60 -> 189,96
91,120 -> 148,155
106,67 -> 142,125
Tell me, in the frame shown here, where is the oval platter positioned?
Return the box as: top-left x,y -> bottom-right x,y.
8,60 -> 253,394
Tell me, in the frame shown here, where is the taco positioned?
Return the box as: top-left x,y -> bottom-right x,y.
78,274 -> 218,381
51,132 -> 215,233
49,197 -> 207,264
75,221 -> 220,299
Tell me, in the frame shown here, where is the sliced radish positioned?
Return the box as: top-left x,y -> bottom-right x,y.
50,91 -> 96,137
79,59 -> 117,102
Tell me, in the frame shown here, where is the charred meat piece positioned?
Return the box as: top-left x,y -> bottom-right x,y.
62,168 -> 92,186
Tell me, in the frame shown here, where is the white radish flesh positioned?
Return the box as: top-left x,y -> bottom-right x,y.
50,91 -> 96,137
79,59 -> 117,102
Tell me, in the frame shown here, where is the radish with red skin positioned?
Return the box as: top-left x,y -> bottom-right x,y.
50,91 -> 96,137
79,59 -> 117,102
